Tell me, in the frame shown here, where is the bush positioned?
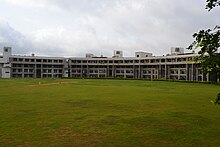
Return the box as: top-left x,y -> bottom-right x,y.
214,93 -> 220,105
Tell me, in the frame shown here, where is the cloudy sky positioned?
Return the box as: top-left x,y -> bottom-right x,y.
0,0 -> 219,57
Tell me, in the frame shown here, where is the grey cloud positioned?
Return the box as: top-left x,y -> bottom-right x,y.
2,0 -> 220,56
0,21 -> 33,54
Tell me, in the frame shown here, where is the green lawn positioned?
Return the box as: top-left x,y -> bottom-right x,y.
0,79 -> 220,147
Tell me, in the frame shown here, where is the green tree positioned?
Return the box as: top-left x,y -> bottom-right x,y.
206,0 -> 220,10
188,0 -> 220,82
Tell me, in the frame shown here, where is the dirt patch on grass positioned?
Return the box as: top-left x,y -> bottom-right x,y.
50,127 -> 89,138
47,127 -> 106,146
27,82 -> 73,87
158,122 -> 188,130
65,99 -> 96,108
49,127 -> 105,139
0,138 -> 14,146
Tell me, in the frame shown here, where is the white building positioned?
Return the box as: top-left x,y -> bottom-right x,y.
0,47 -> 12,78
0,47 -> 207,81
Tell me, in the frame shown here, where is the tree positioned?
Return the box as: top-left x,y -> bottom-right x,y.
188,0 -> 220,82
206,0 -> 220,10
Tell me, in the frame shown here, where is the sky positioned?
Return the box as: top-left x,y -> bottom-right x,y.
0,0 -> 219,57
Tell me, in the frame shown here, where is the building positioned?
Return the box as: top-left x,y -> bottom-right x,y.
0,47 -> 208,81
0,47 -> 68,78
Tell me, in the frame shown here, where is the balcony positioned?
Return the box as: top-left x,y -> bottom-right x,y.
3,63 -> 11,68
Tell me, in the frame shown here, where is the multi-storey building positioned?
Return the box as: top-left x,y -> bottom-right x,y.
0,47 -> 208,81
0,47 -> 68,78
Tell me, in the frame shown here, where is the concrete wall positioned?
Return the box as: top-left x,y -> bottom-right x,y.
0,47 -> 12,78
2,67 -> 10,78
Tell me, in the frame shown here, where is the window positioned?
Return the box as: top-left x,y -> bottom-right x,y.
25,59 -> 30,62
167,59 -> 171,62
36,59 -> 41,62
177,58 -> 182,62
175,48 -> 180,52
116,51 -> 120,54
150,60 -> 155,63
180,70 -> 186,74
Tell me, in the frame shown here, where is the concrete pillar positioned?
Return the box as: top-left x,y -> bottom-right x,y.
165,64 -> 167,80
207,73 -> 209,82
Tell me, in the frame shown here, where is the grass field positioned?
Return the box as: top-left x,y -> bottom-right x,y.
0,79 -> 220,147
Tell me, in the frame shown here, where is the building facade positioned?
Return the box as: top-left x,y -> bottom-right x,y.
0,47 -> 208,81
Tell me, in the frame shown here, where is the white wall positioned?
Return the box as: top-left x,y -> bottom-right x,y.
3,47 -> 12,63
0,47 -> 12,78
2,68 -> 10,78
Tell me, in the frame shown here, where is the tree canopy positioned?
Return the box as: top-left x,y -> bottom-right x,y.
206,0 -> 220,10
188,0 -> 220,82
